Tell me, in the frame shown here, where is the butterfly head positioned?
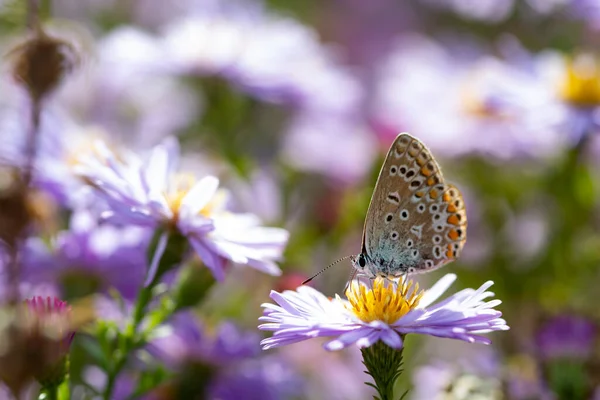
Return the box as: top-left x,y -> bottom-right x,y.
350,253 -> 374,276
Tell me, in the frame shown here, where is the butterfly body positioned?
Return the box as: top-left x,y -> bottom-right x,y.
352,133 -> 467,278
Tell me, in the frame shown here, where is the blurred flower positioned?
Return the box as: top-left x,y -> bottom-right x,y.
282,112 -> 378,184
82,366 -> 136,400
506,354 -> 554,400
494,43 -> 600,143
160,2 -> 361,114
259,274 -> 508,351
373,35 -> 566,160
571,0 -> 600,29
150,314 -> 304,400
536,314 -> 596,360
75,137 -> 288,280
278,340 -> 373,400
412,358 -> 502,400
420,0 -> 515,22
151,314 -> 260,367
23,207 -> 149,300
0,296 -> 75,394
24,296 -> 75,360
55,26 -> 198,146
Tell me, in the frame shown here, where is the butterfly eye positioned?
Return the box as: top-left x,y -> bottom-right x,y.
358,255 -> 367,268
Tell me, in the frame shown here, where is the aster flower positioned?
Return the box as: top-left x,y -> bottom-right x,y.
260,274 -> 506,399
470,41 -> 600,145
282,112 -> 378,184
420,0 -> 515,23
74,136 -> 288,281
22,207 -> 149,300
373,35 -> 566,159
259,274 -> 508,351
412,350 -> 502,400
0,296 -> 75,395
160,2 -> 361,114
537,314 -> 596,361
149,313 -> 304,400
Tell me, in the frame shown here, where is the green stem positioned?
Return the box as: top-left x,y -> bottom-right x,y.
103,279 -> 154,400
102,231 -> 188,400
361,340 -> 405,400
45,386 -> 58,400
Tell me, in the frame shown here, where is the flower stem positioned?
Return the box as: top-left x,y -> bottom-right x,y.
361,340 -> 405,400
45,386 -> 58,400
102,231 -> 187,400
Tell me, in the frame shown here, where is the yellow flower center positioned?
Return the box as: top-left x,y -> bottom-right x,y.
165,174 -> 227,218
67,127 -> 116,168
560,54 -> 600,107
166,174 -> 196,215
344,277 -> 423,324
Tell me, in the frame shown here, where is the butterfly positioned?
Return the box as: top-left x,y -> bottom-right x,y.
350,133 -> 467,278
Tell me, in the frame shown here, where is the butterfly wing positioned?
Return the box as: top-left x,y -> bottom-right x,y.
361,133 -> 467,276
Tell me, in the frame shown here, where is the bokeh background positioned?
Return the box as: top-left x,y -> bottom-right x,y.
2,0 -> 600,399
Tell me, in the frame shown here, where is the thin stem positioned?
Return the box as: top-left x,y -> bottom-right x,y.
102,233 -> 170,400
23,99 -> 41,187
26,0 -> 39,30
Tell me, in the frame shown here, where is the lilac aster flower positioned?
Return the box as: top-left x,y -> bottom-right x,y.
158,1 -> 361,113
536,314 -> 596,360
74,136 -> 288,280
421,0 -> 515,22
22,207 -> 149,299
259,274 -> 508,351
150,314 -> 305,400
150,313 -> 260,367
373,35 -> 567,159
282,112 -> 378,184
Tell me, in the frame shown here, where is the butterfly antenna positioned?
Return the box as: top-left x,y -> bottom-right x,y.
302,255 -> 354,285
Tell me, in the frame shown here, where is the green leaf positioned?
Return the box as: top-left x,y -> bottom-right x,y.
78,336 -> 109,370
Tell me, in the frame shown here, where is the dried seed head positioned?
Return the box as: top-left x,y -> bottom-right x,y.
0,168 -> 32,248
10,29 -> 78,100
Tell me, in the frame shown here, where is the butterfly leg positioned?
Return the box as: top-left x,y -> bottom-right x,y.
344,268 -> 358,294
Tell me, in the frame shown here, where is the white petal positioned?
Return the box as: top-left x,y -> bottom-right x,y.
180,176 -> 220,215
418,273 -> 457,308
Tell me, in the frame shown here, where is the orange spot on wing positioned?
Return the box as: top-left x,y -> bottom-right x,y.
429,189 -> 439,199
448,229 -> 459,240
415,190 -> 425,198
442,192 -> 452,202
446,204 -> 457,213
445,244 -> 453,258
408,147 -> 420,157
447,214 -> 460,225
420,166 -> 432,177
